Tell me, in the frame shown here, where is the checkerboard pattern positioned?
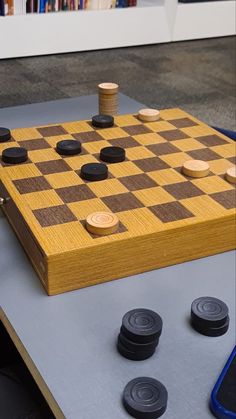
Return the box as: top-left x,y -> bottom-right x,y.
0,109 -> 235,250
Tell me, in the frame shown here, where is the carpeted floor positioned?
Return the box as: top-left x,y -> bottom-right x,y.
0,36 -> 235,129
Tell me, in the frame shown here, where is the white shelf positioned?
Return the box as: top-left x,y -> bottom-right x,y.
173,0 -> 236,40
0,2 -> 170,59
0,0 -> 235,59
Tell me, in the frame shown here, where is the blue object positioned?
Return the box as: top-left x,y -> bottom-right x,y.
212,126 -> 236,141
39,0 -> 46,13
210,346 -> 236,419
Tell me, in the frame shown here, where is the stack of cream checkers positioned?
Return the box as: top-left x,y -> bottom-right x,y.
98,83 -> 119,115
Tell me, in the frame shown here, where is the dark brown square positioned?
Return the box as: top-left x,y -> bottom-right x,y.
56,184 -> 96,203
134,157 -> 169,172
102,192 -> 143,212
158,129 -> 189,141
108,137 -> 140,148
210,190 -> 236,209
33,205 -> 77,227
164,181 -> 204,200
149,201 -> 194,222
197,135 -> 228,147
72,131 -> 103,143
228,157 -> 236,165
169,118 -> 198,129
188,148 -> 221,161
13,176 -> 52,194
18,138 -> 51,151
122,125 -> 152,136
37,125 -> 67,137
36,160 -> 71,175
1,158 -> 31,168
148,142 -> 179,156
119,174 -> 157,191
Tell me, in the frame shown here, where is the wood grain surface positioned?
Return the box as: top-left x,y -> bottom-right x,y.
0,109 -> 235,295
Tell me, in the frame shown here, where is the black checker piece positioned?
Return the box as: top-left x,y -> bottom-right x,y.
123,377 -> 168,418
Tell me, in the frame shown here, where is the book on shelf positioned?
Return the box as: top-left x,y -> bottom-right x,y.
0,0 -> 14,14
0,0 -> 136,14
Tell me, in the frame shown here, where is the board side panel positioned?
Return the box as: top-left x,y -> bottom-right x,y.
47,214 -> 236,295
0,180 -> 48,291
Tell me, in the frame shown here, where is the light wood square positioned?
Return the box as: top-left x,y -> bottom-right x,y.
145,120 -> 176,132
118,207 -> 163,235
23,190 -> 64,210
133,133 -> 167,146
45,171 -> 83,189
3,163 -> 41,180
44,221 -> 91,252
44,134 -> 74,148
181,125 -> 214,138
12,127 -> 43,141
192,176 -> 234,194
148,168 -> 186,185
29,148 -> 59,163
68,198 -> 109,220
180,195 -> 226,219
125,146 -> 155,161
61,121 -> 93,134
115,115 -> 141,127
160,108 -> 186,120
133,186 -> 175,206
65,154 -> 98,171
97,127 -> 128,140
172,138 -> 206,152
88,178 -> 128,197
0,141 -> 19,154
160,152 -> 191,167
209,159 -> 234,175
211,143 -> 236,158
108,161 -> 143,178
82,140 -> 110,154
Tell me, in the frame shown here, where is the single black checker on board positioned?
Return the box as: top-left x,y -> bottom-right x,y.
2,147 -> 28,164
123,377 -> 168,419
191,316 -> 229,337
56,140 -> 81,156
92,115 -> 114,128
191,296 -> 229,328
122,308 -> 163,344
100,146 -> 125,163
0,127 -> 11,142
80,163 -> 108,181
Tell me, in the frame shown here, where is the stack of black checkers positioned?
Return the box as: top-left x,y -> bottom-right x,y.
117,308 -> 163,361
123,377 -> 168,419
191,296 -> 230,337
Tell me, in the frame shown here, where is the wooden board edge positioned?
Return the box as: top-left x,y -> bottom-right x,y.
0,307 -> 65,419
46,213 -> 236,295
0,179 -> 48,291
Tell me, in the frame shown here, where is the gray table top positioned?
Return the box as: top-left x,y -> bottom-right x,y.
0,95 -> 235,419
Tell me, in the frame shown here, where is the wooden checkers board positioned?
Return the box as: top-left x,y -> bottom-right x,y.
0,109 -> 235,295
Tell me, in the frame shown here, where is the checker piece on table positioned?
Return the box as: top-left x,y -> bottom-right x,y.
0,109 -> 235,295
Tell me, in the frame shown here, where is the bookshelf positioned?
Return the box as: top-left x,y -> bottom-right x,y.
0,0 -> 235,59
173,0 -> 236,41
